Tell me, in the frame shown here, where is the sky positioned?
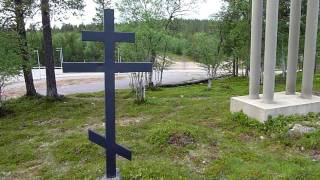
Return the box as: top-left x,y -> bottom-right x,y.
26,0 -> 223,28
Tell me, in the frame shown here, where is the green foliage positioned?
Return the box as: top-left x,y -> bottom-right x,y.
0,31 -> 21,111
147,121 -> 197,148
232,111 -> 320,152
121,159 -> 194,179
92,0 -> 112,24
190,32 -> 221,77
0,31 -> 21,77
52,133 -> 100,163
1,74 -> 320,178
294,131 -> 320,149
232,112 -> 264,131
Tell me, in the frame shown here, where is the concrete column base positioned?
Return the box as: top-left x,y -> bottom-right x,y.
230,92 -> 320,122
100,169 -> 120,180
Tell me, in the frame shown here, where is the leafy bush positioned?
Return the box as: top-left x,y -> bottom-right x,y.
0,31 -> 21,114
231,112 -> 264,131
232,112 -> 320,150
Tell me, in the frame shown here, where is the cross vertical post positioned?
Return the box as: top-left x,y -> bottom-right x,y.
62,9 -> 152,178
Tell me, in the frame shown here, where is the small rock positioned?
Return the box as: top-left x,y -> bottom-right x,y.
288,124 -> 316,136
202,160 -> 207,164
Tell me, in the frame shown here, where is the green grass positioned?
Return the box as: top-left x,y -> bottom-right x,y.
1,73 -> 320,179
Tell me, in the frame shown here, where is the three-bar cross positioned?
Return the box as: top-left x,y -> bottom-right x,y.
62,9 -> 152,178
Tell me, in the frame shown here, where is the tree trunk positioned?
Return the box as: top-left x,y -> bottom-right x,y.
281,41 -> 286,79
281,56 -> 286,79
245,66 -> 249,77
315,54 -> 318,74
232,58 -> 236,77
41,0 -> 58,98
260,61 -> 264,85
159,42 -> 168,86
148,50 -> 156,88
207,78 -> 212,90
236,58 -> 239,76
14,0 -> 37,96
0,78 -> 5,108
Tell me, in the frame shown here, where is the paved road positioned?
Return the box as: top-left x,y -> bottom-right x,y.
5,61 -> 225,98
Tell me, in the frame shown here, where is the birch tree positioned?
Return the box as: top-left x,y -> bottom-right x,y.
117,0 -> 199,88
191,33 -> 222,89
39,0 -> 84,98
0,0 -> 38,96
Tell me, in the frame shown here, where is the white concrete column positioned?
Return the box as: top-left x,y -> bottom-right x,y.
301,0 -> 319,99
286,0 -> 302,95
249,0 -> 263,99
263,0 -> 280,104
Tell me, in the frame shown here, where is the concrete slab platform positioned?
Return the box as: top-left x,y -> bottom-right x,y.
230,92 -> 320,122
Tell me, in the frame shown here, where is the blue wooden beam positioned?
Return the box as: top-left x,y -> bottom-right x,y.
114,33 -> 135,43
82,32 -> 105,42
88,130 -> 132,160
115,62 -> 153,73
62,9 -> 152,178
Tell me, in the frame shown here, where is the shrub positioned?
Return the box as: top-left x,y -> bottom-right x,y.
0,31 -> 21,114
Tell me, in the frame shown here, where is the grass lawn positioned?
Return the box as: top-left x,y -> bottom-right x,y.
1,74 -> 320,179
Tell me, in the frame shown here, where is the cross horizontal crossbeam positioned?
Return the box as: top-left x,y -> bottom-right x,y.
63,62 -> 152,73
82,32 -> 135,43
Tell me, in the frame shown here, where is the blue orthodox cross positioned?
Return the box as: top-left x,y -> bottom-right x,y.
62,9 -> 152,178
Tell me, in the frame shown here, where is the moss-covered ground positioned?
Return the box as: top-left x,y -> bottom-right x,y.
1,74 -> 320,179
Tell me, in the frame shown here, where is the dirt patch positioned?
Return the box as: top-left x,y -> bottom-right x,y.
237,133 -> 253,142
168,133 -> 195,147
34,119 -> 64,126
1,161 -> 43,180
118,117 -> 144,126
191,97 -> 209,100
199,121 -> 218,129
81,122 -> 105,131
311,150 -> 320,161
185,144 -> 219,173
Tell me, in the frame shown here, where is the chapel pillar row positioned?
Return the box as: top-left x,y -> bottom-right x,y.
301,0 -> 320,99
286,0 -> 302,95
249,0 -> 263,99
263,0 -> 280,104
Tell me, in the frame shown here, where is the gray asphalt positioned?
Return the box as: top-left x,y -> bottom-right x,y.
5,61 -> 215,98
44,70 -> 208,95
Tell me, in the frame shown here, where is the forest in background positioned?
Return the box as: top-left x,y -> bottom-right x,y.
27,18 -> 214,65
25,0 -> 320,77
1,0 -> 320,101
